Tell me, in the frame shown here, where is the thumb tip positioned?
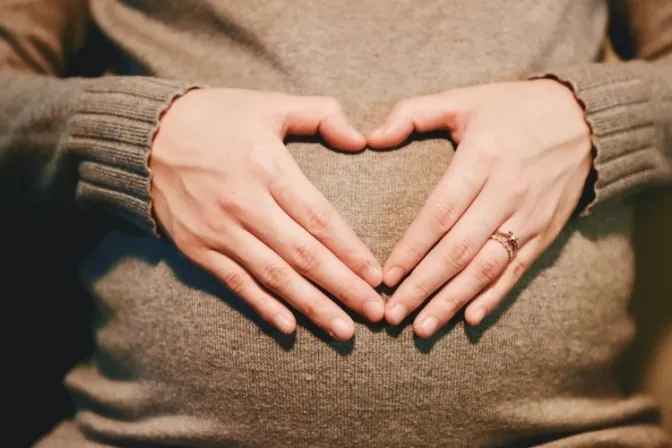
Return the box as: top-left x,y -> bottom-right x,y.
367,126 -> 392,148
326,129 -> 366,152
344,128 -> 367,150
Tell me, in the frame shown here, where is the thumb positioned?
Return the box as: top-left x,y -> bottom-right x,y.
280,95 -> 366,151
367,93 -> 468,149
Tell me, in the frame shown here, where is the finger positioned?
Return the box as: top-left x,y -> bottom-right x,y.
382,142 -> 487,286
280,95 -> 366,151
199,250 -> 297,334
367,93 -> 462,148
385,179 -> 514,326
269,158 -> 383,287
464,177 -> 581,327
465,238 -> 541,326
242,196 -> 384,322
225,229 -> 356,341
414,222 -> 532,338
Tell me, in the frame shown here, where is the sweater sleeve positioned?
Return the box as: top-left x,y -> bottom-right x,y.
539,0 -> 672,215
0,0 -> 197,235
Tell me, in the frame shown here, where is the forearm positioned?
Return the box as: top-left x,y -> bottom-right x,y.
542,60 -> 672,214
0,0 -> 199,234
536,0 -> 672,213
0,70 -> 195,234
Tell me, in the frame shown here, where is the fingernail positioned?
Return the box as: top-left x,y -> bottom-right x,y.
385,267 -> 404,286
470,306 -> 486,325
330,318 -> 353,340
274,314 -> 294,334
420,316 -> 439,336
362,262 -> 383,286
363,298 -> 385,322
387,303 -> 407,325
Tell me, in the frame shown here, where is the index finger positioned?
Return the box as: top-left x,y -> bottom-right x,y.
383,145 -> 487,286
269,155 -> 383,287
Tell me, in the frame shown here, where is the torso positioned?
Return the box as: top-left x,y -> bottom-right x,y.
54,1 -> 668,446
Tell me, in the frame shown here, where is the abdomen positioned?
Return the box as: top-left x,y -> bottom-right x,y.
67,137 -> 664,447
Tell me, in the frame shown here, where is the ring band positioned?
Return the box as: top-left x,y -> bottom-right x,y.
490,230 -> 519,259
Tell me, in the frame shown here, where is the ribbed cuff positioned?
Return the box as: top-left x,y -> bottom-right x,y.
532,62 -> 660,216
60,77 -> 199,236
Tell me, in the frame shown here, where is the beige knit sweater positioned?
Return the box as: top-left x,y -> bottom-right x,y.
1,1 -> 672,447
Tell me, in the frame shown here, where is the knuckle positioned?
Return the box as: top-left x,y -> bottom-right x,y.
218,192 -> 246,216
476,146 -> 499,166
474,258 -> 502,283
402,244 -> 425,267
509,182 -> 529,204
412,281 -> 432,300
512,259 -> 528,279
395,98 -> 412,111
546,215 -> 566,237
353,257 -> 374,277
222,270 -> 247,295
290,243 -> 321,275
322,97 -> 343,114
247,149 -> 277,181
267,176 -> 290,203
261,264 -> 290,290
437,295 -> 462,316
444,240 -> 474,269
337,284 -> 359,306
548,221 -> 564,238
170,222 -> 207,253
456,171 -> 481,191
303,299 -> 327,320
470,137 -> 500,165
390,98 -> 412,119
431,202 -> 458,231
335,248 -> 368,275
304,203 -> 330,234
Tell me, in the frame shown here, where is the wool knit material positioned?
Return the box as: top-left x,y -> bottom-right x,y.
1,1 -> 672,447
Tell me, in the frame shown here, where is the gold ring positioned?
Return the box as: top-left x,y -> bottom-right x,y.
490,230 -> 519,259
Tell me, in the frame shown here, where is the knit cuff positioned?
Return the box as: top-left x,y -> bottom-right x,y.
532,62 -> 661,216
60,77 -> 198,236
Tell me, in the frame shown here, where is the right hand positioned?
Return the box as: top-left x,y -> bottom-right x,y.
150,88 -> 383,341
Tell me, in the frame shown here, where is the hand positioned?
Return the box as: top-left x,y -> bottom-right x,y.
151,88 -> 384,341
368,80 -> 592,337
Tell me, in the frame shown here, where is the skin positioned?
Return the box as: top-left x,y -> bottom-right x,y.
150,88 -> 385,341
368,79 -> 593,338
151,80 -> 592,341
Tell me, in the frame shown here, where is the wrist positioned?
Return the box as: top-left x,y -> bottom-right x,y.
530,77 -> 597,216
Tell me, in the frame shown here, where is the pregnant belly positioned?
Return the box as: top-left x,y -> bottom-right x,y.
68,137 -> 660,448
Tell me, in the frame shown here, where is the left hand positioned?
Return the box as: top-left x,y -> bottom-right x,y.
367,80 -> 593,338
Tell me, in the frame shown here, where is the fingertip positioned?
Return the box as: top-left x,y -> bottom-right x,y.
317,109 -> 366,150
323,124 -> 366,152
413,319 -> 433,339
361,262 -> 383,287
366,125 -> 386,144
273,313 -> 296,334
466,305 -> 486,326
329,317 -> 355,341
367,112 -> 415,149
344,127 -> 368,150
383,267 -> 404,287
363,298 -> 385,323
385,302 -> 407,326
366,125 -> 400,149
